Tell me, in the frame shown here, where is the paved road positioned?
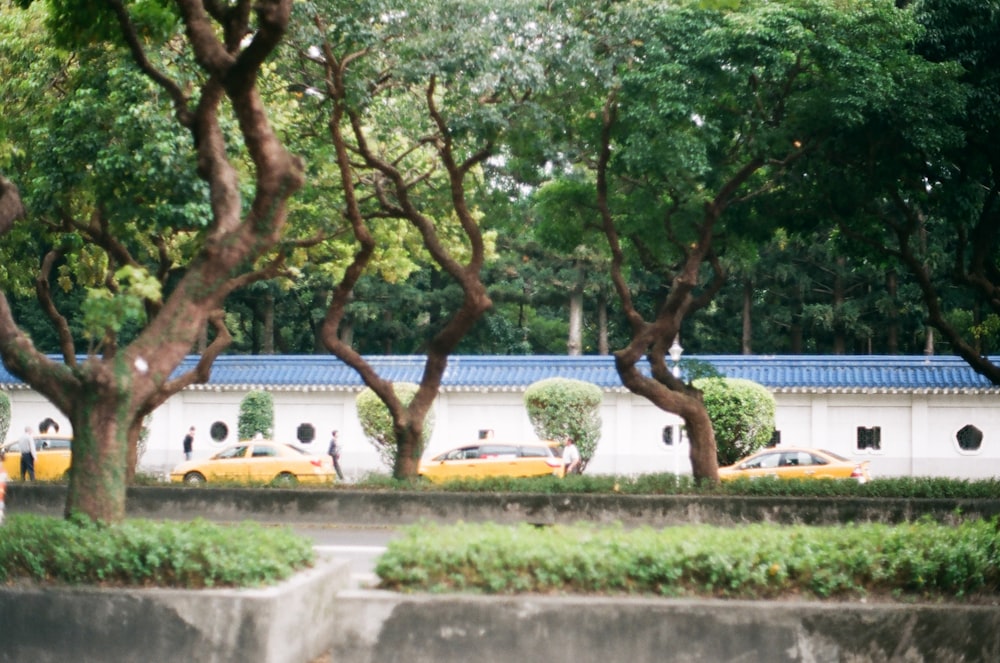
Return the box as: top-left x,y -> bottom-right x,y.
293,524 -> 402,587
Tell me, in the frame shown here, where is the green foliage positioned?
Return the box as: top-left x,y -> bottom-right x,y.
356,383 -> 435,469
376,518 -> 1000,600
238,390 -> 274,440
693,377 -> 776,466
0,515 -> 313,588
524,378 -> 603,466
0,391 -> 10,444
39,0 -> 179,48
80,266 -> 162,349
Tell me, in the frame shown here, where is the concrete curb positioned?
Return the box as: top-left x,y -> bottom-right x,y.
331,590 -> 1000,663
0,555 -> 349,663
8,484 -> 1000,527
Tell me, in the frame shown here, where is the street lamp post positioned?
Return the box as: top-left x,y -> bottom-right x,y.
668,336 -> 683,475
669,337 -> 683,378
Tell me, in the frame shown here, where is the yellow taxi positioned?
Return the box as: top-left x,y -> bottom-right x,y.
718,447 -> 871,483
0,434 -> 73,481
418,441 -> 566,483
170,439 -> 336,485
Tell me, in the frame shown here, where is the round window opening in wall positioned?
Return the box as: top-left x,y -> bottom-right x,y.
210,421 -> 229,443
956,424 -> 983,452
297,423 -> 316,444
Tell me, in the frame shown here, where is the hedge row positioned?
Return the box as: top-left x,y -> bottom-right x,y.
0,515 -> 313,588
376,519 -> 1000,601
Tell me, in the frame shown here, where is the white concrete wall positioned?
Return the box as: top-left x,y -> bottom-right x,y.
4,384 -> 998,480
768,391 -> 1000,479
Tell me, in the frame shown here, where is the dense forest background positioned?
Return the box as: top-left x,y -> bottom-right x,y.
8,225 -> 943,357
4,1 -> 995,363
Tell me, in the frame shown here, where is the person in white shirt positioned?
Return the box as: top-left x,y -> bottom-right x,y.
17,426 -> 36,481
562,438 -> 581,475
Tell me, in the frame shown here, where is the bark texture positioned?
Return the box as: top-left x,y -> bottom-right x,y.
0,0 -> 303,521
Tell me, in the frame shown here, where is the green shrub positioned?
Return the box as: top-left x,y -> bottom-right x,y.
693,377 -> 775,466
376,519 -> 1000,600
524,377 -> 602,469
0,515 -> 313,588
355,383 -> 435,469
238,390 -> 274,440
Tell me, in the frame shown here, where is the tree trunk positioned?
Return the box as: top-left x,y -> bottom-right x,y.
338,319 -> 354,350
832,257 -> 846,354
262,291 -> 275,355
65,385 -> 132,522
597,294 -> 609,355
392,420 -> 425,478
682,399 -> 718,479
382,309 -> 394,354
886,270 -> 899,354
567,286 -> 583,355
614,352 -> 720,482
312,287 -> 332,353
741,278 -> 753,355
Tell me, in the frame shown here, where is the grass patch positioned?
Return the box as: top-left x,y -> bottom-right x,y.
375,519 -> 1000,601
0,515 -> 314,589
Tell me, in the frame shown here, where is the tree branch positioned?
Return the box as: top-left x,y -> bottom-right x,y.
36,249 -> 78,365
159,310 -> 232,396
105,0 -> 193,126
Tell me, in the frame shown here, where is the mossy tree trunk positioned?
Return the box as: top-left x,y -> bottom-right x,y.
0,0 -> 302,522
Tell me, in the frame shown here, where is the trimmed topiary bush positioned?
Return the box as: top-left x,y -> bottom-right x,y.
356,383 -> 435,470
238,390 -> 274,440
694,377 -> 775,466
524,377 -> 602,470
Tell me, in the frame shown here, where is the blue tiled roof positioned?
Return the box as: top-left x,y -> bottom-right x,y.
1,354 -> 997,392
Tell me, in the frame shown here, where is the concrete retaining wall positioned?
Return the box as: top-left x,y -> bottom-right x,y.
0,555 -> 348,663
7,485 -> 1000,663
332,591 -> 1000,663
7,483 -> 1000,527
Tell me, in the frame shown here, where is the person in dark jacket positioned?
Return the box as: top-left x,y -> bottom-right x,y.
328,430 -> 345,480
182,426 -> 195,461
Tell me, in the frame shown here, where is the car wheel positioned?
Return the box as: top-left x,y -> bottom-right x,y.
183,472 -> 206,484
272,472 -> 298,487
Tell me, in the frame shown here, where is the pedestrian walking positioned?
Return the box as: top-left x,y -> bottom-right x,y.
562,437 -> 581,476
182,426 -> 195,461
328,430 -> 345,481
17,426 -> 36,481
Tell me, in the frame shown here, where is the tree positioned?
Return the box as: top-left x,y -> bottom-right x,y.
796,0 -> 1000,382
532,0 -> 942,481
287,0 -> 566,478
524,377 -> 603,472
0,0 -> 304,521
